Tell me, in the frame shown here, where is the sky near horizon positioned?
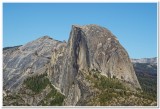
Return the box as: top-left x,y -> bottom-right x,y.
3,3 -> 157,58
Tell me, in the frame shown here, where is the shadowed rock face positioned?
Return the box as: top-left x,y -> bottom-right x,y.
3,24 -> 141,106
48,24 -> 141,105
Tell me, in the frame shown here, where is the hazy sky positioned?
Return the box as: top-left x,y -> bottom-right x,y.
3,3 -> 157,58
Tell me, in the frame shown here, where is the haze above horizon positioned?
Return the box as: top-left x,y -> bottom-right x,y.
3,3 -> 157,59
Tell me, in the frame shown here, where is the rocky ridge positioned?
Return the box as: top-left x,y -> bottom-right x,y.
131,57 -> 157,64
3,36 -> 65,92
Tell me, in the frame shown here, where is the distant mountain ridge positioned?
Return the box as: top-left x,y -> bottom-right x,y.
132,57 -> 157,101
131,57 -> 157,64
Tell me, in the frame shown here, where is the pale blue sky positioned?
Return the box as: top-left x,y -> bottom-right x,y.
3,3 -> 157,58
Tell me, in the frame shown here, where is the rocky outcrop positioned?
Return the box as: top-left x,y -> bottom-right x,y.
48,24 -> 141,105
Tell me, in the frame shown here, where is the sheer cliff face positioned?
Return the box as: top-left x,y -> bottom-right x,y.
49,24 -> 141,105
71,25 -> 140,86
